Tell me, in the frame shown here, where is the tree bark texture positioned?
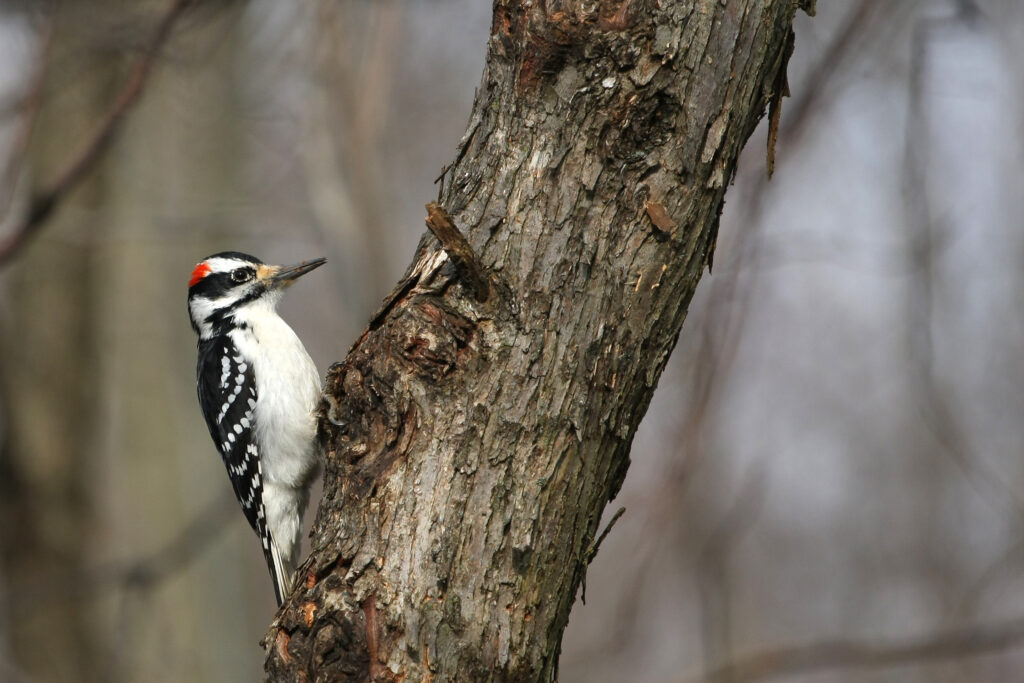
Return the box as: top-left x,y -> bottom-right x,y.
265,1 -> 800,680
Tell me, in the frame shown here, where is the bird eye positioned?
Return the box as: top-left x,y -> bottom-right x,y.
231,268 -> 251,283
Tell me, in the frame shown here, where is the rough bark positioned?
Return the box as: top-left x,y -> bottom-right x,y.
265,1 -> 801,680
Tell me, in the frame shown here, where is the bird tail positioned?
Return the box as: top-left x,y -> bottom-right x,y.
261,526 -> 294,607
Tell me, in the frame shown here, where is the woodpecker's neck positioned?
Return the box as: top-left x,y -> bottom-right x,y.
191,290 -> 283,341
229,294 -> 285,334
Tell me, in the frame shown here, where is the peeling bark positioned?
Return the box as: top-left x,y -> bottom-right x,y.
265,1 -> 801,680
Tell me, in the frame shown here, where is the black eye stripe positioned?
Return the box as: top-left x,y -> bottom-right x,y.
188,268 -> 254,299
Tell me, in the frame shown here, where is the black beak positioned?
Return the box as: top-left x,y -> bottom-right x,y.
270,257 -> 327,287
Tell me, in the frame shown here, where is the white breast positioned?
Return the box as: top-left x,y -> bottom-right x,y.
229,299 -> 321,490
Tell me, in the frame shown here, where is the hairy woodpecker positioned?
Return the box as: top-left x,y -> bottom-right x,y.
188,251 -> 325,606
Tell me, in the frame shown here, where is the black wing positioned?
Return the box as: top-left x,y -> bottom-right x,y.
196,336 -> 264,533
196,336 -> 289,605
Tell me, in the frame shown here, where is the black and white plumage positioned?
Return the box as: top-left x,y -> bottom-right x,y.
188,251 -> 325,606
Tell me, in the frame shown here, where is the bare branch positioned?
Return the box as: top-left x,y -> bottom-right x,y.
0,23 -> 51,227
580,506 -> 625,604
684,616 -> 1024,683
902,11 -> 1024,518
0,0 -> 196,266
9,494 -> 235,613
697,465 -> 767,677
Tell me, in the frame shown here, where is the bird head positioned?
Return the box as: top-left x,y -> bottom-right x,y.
187,251 -> 326,338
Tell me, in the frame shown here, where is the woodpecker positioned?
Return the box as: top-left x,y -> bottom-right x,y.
187,251 -> 325,606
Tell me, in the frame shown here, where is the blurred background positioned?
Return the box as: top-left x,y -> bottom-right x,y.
0,1 -> 1023,681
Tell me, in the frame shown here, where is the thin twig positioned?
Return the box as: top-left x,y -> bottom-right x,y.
0,22 -> 52,225
0,0 -> 196,265
581,507 -> 625,604
424,201 -> 491,302
901,11 -> 1024,519
697,464 -> 767,678
587,507 -> 626,563
10,493 -> 236,613
113,494 -> 234,591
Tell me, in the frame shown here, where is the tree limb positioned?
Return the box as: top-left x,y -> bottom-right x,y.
8,494 -> 235,613
0,22 -> 51,229
266,1 -> 804,679
0,0 -> 196,265
685,616 -> 1024,683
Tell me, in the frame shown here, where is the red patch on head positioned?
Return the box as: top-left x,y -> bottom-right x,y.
189,262 -> 211,288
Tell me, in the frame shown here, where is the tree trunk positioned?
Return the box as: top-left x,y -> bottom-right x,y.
265,1 -> 802,680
